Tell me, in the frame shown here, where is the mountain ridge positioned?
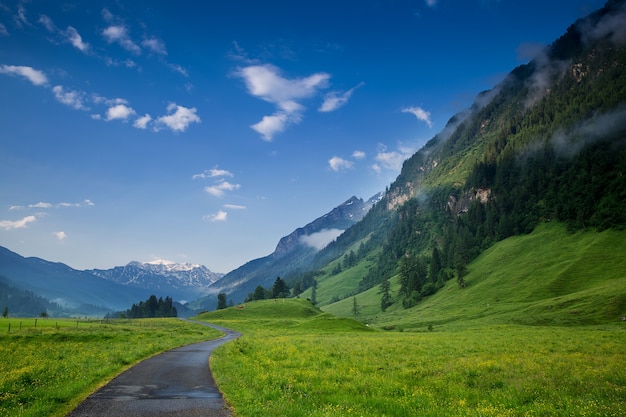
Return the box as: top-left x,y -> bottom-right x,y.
189,192 -> 383,309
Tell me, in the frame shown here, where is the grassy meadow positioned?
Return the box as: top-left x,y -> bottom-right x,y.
0,318 -> 222,417
201,299 -> 626,417
200,223 -> 626,416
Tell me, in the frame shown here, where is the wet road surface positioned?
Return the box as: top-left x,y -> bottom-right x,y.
67,321 -> 241,417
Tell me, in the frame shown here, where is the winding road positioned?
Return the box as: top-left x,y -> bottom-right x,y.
67,321 -> 241,417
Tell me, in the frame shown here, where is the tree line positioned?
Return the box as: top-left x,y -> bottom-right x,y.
110,295 -> 178,318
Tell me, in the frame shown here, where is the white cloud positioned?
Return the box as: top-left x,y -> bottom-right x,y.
0,23 -> 8,36
425,0 -> 438,7
402,106 -> 433,127
28,202 -> 52,209
65,26 -> 90,53
352,150 -> 366,159
54,231 -> 67,241
52,85 -> 88,110
169,64 -> 188,77
0,215 -> 37,230
329,156 -> 354,172
102,24 -> 141,54
374,143 -> 416,172
235,64 -> 330,140
0,65 -> 48,86
106,104 -> 136,121
92,95 -> 128,106
319,82 -> 364,112
11,200 -> 94,210
251,112 -> 289,141
204,180 -> 241,198
205,210 -> 228,222
224,204 -> 246,210
133,113 -> 152,129
38,14 -> 55,31
237,64 -> 330,108
300,228 -> 344,250
155,103 -> 200,132
193,168 -> 233,180
142,37 -> 167,55
39,15 -> 90,53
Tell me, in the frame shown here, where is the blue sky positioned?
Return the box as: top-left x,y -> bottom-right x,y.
0,0 -> 606,273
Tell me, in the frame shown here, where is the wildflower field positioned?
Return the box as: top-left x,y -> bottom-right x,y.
0,318 -> 221,417
202,299 -> 626,417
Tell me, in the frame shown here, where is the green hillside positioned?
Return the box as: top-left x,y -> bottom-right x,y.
322,222 -> 626,328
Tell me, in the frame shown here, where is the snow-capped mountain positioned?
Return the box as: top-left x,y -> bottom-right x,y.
88,260 -> 223,302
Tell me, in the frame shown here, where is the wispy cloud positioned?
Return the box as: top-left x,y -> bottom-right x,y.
102,24 -> 141,54
38,14 -> 90,53
0,215 -> 37,230
352,150 -> 366,159
99,8 -> 186,76
300,228 -> 344,250
10,200 -> 94,210
133,114 -> 152,129
402,106 -> 433,127
204,210 -> 228,222
319,82 -> 364,112
13,4 -> 30,28
0,65 -> 48,86
235,64 -> 330,140
54,231 -> 67,241
425,0 -> 438,7
193,168 -> 234,180
224,204 -> 246,210
0,23 -> 8,37
580,2 -> 626,45
52,85 -> 88,110
204,180 -> 241,198
142,37 -> 167,55
372,143 -> 417,172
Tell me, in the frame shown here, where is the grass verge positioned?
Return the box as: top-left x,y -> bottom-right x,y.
0,318 -> 222,417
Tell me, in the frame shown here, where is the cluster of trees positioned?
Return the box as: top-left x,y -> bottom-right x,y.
121,295 -> 178,318
243,277 -> 291,304
0,277 -> 61,317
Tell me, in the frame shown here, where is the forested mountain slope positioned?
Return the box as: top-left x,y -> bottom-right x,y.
287,0 -> 626,315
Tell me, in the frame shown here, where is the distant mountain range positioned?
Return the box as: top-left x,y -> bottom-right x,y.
0,193 -> 381,316
88,260 -> 223,303
0,246 -> 223,316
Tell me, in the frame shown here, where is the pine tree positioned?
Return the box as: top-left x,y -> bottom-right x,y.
216,293 -> 228,310
379,279 -> 392,311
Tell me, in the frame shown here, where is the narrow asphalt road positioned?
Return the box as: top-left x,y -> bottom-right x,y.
67,321 -> 241,417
